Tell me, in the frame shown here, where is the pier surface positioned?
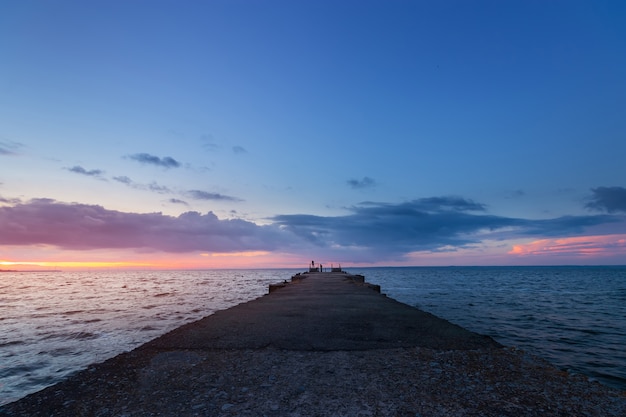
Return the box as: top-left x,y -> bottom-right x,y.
2,272 -> 625,416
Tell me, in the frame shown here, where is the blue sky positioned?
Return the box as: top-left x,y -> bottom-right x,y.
1,1 -> 626,268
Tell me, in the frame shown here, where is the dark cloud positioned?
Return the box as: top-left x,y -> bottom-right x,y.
347,177 -> 376,189
187,190 -> 242,202
232,146 -> 247,154
360,196 -> 487,213
272,197 -> 622,260
169,198 -> 189,206
520,215 -> 618,235
586,186 -> 626,213
128,153 -> 181,169
67,166 -> 105,177
0,199 -> 286,253
273,198 -> 505,252
113,176 -> 133,185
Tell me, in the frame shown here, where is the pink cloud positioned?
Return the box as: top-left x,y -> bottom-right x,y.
0,199 -> 288,253
509,235 -> 626,260
3,198 -> 626,267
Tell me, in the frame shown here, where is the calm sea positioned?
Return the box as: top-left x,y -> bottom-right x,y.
1,266 -> 624,406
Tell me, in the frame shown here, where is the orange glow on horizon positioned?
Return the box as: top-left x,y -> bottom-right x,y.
0,251 -> 314,271
1,260 -> 156,269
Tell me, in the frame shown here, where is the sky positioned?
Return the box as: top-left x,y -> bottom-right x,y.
1,0 -> 626,270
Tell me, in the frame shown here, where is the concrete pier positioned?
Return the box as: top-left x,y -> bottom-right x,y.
144,272 -> 498,352
1,272 -> 625,416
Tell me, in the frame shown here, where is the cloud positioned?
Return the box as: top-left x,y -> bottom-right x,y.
347,177 -> 376,189
2,196 -> 623,264
67,166 -> 105,178
586,186 -> 626,213
200,134 -> 220,152
0,147 -> 15,156
271,197 -> 623,261
187,190 -> 242,202
0,199 -> 286,253
128,153 -> 181,169
113,176 -> 133,185
114,177 -> 236,201
232,146 -> 247,154
509,235 -> 626,259
113,176 -> 171,194
0,195 -> 22,205
169,198 -> 189,206
0,140 -> 22,156
148,182 -> 172,194
364,196 -> 487,212
514,215 -> 618,237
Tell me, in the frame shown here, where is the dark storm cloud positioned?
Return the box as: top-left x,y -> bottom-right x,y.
187,190 -> 242,202
0,199 -> 286,253
128,153 -> 181,169
67,166 -> 105,178
586,186 -> 626,213
347,177 -> 376,189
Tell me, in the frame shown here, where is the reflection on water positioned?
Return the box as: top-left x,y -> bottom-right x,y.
0,269 -> 297,405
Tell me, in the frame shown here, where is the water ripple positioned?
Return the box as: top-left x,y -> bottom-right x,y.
0,269 -> 296,406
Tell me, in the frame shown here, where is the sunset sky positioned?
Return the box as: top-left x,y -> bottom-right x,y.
2,1 -> 626,269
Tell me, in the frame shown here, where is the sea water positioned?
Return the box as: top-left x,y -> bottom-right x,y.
353,266 -> 626,392
1,266 -> 625,406
0,269 -> 297,406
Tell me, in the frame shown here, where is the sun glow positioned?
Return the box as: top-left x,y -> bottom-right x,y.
1,260 -> 155,270
206,251 -> 270,257
0,249 -> 312,271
